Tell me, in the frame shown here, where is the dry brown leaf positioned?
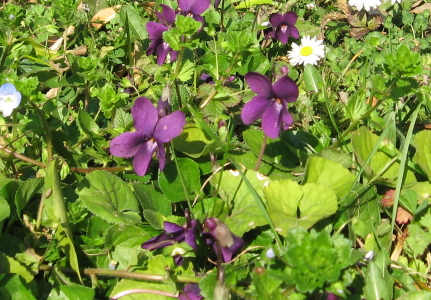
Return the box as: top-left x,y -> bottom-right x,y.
46,88 -> 60,99
410,3 -> 431,14
72,45 -> 88,56
91,6 -> 121,29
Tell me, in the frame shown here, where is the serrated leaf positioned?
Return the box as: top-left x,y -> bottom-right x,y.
158,158 -> 201,202
201,85 -> 242,118
113,108 -> 132,129
133,183 -> 171,216
404,224 -> 431,257
304,156 -> 356,198
264,180 -> 338,235
303,64 -> 324,92
175,59 -> 196,82
76,171 -> 141,224
211,170 -> 270,236
14,178 -> 43,218
48,285 -> 95,300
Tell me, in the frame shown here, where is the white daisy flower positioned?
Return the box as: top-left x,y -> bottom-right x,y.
287,36 -> 325,66
306,3 -> 316,10
348,0 -> 381,11
0,83 -> 21,117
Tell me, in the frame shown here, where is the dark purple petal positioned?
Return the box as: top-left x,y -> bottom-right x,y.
157,98 -> 172,118
269,13 -> 283,27
156,41 -> 172,65
156,142 -> 166,171
132,97 -> 158,134
178,0 -> 210,15
146,22 -> 167,40
214,0 -> 221,8
170,50 -> 178,62
146,38 -> 162,56
241,96 -> 271,125
272,76 -> 299,103
179,284 -> 203,300
184,220 -> 197,250
164,221 -> 185,234
281,104 -> 293,129
282,11 -> 298,26
261,101 -> 283,139
133,139 -> 158,176
110,131 -> 146,158
156,4 -> 176,26
174,256 -> 184,265
244,72 -> 273,97
276,26 -> 290,44
289,26 -> 300,39
142,233 -> 176,250
220,234 -> 244,262
153,111 -> 186,143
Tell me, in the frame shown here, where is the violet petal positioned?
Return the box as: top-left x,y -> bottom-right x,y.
153,111 -> 186,143
178,0 -> 210,15
156,4 -> 176,26
156,142 -> 166,172
132,97 -> 158,134
133,139 -> 158,176
179,283 -> 203,300
146,22 -> 167,40
164,221 -> 185,234
220,234 -> 244,262
269,13 -> 282,27
244,72 -> 273,97
289,26 -> 300,39
261,101 -> 283,139
156,42 -> 172,65
110,131 -> 146,158
272,76 -> 299,103
282,11 -> 298,26
241,96 -> 271,125
276,26 -> 290,44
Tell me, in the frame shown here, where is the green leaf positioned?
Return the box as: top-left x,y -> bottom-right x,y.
264,180 -> 338,235
235,0 -> 274,9
133,183 -> 172,216
243,129 -> 297,170
158,158 -> 201,202
0,274 -> 36,300
47,285 -> 95,300
172,126 -> 215,158
413,130 -> 431,180
105,224 -> 150,248
304,156 -> 356,198
175,59 -> 196,82
14,178 -> 43,218
398,291 -> 431,300
78,110 -> 99,136
351,127 -> 417,186
404,224 -> 431,257
212,170 -> 270,236
364,261 -> 393,300
76,171 -> 141,224
303,64 -> 324,92
0,197 -> 10,232
120,6 -> 148,40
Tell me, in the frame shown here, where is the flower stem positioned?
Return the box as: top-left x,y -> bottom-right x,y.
254,135 -> 268,171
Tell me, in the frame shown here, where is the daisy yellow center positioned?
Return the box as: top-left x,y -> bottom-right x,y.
300,46 -> 313,56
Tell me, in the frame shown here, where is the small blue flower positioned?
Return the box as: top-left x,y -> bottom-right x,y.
0,83 -> 21,117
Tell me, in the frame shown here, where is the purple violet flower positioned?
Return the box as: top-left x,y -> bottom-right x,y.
203,218 -> 244,263
142,211 -> 197,265
179,283 -> 203,300
241,72 -> 298,139
146,4 -> 178,65
110,97 -> 185,176
157,98 -> 172,118
267,12 -> 299,44
177,0 -> 210,23
214,0 -> 221,8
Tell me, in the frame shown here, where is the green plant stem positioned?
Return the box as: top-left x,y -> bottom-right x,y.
38,264 -> 201,283
28,101 -> 53,162
254,135 -> 267,171
170,144 -> 193,214
0,31 -> 14,71
391,100 -> 421,233
330,98 -> 384,149
230,287 -> 256,300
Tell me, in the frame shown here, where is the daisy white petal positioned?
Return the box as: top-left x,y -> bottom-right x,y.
287,36 -> 325,66
0,83 -> 21,117
348,0 -> 381,11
